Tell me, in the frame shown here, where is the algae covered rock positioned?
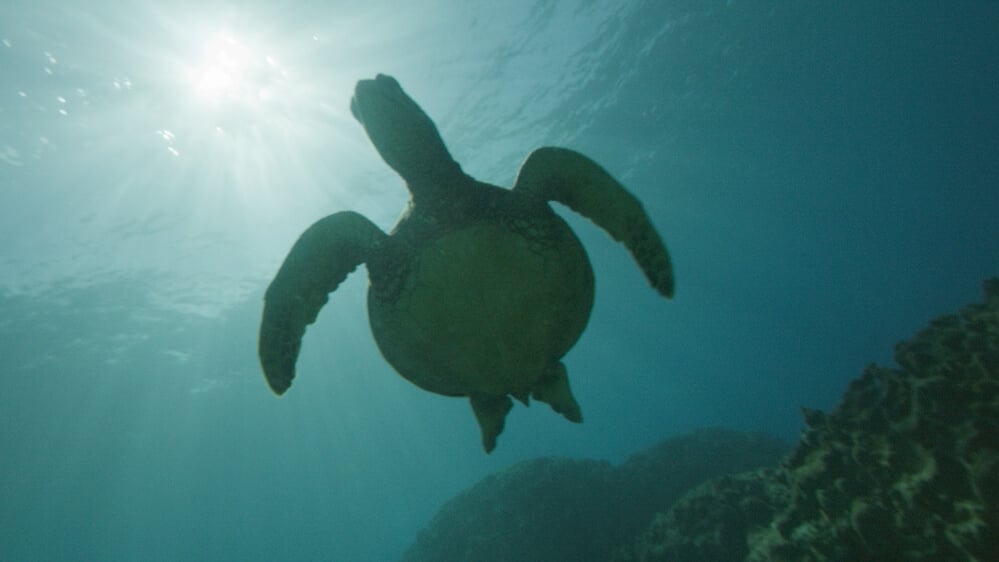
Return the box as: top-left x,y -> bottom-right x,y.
401,429 -> 788,562
612,467 -> 789,562
751,278 -> 999,560
618,278 -> 999,561
402,456 -> 618,562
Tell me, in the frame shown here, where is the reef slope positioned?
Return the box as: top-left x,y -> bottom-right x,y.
618,278 -> 998,561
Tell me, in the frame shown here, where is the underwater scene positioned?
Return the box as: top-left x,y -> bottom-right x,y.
1,1 -> 997,560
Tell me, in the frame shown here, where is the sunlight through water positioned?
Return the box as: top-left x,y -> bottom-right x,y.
189,33 -> 250,101
0,3 -> 373,313
186,31 -> 280,107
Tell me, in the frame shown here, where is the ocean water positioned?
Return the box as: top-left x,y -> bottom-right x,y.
1,1 -> 996,560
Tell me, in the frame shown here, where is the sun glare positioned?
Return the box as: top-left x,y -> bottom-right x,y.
125,16 -> 357,200
171,25 -> 333,142
169,26 -> 321,151
188,33 -> 262,102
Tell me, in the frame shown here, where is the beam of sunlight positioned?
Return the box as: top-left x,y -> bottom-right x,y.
0,3 -> 378,311
183,30 -> 289,113
188,33 -> 253,102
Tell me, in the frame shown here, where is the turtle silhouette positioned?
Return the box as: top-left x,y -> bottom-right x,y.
259,74 -> 674,452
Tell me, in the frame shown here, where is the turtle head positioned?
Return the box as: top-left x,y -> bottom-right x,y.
351,74 -> 463,192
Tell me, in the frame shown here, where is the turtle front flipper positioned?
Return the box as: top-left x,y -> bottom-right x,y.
259,211 -> 387,395
513,147 -> 675,298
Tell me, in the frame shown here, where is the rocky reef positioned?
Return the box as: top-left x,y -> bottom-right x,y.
403,279 -> 997,562
617,278 -> 999,561
401,428 -> 789,562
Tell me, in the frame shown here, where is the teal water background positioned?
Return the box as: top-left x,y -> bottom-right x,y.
2,1 -> 997,560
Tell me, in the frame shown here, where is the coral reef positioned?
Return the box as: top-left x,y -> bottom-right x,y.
618,278 -> 999,561
405,280 -> 997,562
611,468 -> 788,562
401,428 -> 788,562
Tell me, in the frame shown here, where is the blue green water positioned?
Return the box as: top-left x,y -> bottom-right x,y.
2,1 -> 997,560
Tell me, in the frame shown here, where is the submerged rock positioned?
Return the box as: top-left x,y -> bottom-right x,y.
611,468 -> 789,562
618,278 -> 999,561
401,428 -> 789,562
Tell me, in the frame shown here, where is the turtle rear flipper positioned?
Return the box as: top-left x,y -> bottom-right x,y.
513,147 -> 674,298
259,211 -> 387,395
532,361 -> 583,423
470,394 -> 514,453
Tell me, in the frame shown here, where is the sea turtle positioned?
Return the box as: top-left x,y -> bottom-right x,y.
259,74 -> 674,452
